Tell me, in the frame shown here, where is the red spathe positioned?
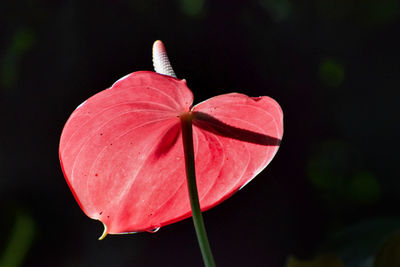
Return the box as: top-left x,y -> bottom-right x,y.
59,71 -> 283,235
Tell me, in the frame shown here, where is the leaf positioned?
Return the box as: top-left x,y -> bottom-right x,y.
316,217 -> 400,267
374,231 -> 400,267
0,211 -> 35,267
59,71 -> 283,235
286,254 -> 344,267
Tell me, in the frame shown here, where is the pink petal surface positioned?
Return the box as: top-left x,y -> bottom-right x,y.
59,71 -> 283,235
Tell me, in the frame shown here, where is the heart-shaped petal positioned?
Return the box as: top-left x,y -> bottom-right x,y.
59,71 -> 283,235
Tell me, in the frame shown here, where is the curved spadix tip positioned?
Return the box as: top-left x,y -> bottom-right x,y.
152,40 -> 177,78
98,222 -> 108,240
153,40 -> 165,52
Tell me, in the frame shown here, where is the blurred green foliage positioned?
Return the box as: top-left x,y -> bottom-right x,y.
319,59 -> 344,87
0,211 -> 35,267
307,139 -> 381,213
315,0 -> 399,25
347,171 -> 380,205
259,0 -> 292,22
286,218 -> 400,266
287,253 -> 344,267
1,28 -> 35,89
374,231 -> 400,267
179,0 -> 205,17
0,0 -> 399,266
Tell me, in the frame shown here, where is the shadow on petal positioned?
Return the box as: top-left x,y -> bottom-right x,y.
153,123 -> 181,158
192,111 -> 281,146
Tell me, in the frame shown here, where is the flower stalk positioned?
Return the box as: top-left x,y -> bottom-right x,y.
180,112 -> 216,267
154,40 -> 215,266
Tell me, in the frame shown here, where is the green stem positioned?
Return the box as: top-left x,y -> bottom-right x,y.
180,112 -> 216,267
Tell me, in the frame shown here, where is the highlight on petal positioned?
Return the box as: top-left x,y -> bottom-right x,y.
59,71 -> 283,236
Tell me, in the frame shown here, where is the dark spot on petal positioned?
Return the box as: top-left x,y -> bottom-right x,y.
99,211 -> 103,215
95,173 -> 98,176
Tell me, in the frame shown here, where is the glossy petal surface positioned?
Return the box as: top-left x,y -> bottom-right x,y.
59,71 -> 283,234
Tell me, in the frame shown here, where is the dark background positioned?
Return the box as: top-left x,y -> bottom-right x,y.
1,0 -> 399,266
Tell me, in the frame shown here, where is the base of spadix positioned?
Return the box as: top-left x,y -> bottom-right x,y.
179,111 -> 193,121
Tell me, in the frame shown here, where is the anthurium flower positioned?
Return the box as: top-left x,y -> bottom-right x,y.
59,42 -> 283,239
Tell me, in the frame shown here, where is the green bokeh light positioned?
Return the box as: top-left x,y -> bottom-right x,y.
259,0 -> 292,22
347,171 -> 381,204
307,140 -> 380,209
179,0 -> 205,17
1,28 -> 36,89
0,211 -> 35,267
374,231 -> 400,267
286,253 -> 344,267
319,59 -> 345,87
